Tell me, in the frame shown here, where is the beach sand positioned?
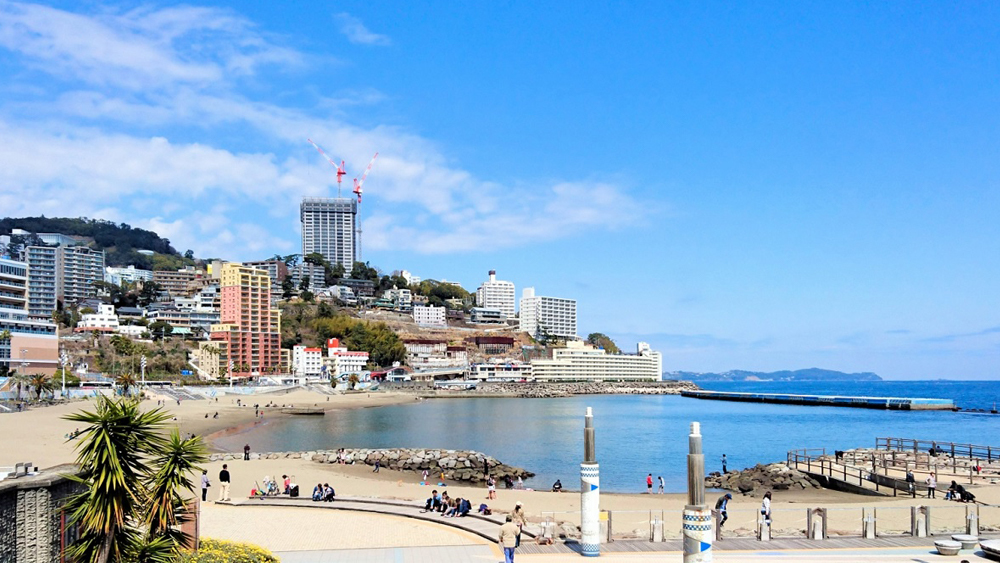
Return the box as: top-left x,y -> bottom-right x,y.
5,388 -> 999,552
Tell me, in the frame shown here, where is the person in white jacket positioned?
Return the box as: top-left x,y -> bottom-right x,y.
761,491 -> 772,525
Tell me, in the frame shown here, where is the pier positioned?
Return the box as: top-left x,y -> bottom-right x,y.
680,390 -> 955,410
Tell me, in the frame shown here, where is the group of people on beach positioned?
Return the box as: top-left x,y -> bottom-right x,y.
311,482 -> 336,501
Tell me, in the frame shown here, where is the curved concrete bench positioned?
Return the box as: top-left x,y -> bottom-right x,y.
231,496 -> 536,544
950,534 -> 978,550
933,539 -> 961,556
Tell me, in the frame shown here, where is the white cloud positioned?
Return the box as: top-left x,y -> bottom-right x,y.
333,13 -> 391,46
0,2 -> 646,260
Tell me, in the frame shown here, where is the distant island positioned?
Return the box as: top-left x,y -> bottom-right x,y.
663,368 -> 882,382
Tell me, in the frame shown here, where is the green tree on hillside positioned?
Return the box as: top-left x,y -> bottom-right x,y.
313,317 -> 405,368
586,333 -> 621,354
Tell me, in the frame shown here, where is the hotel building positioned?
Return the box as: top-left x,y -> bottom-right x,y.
476,270 -> 516,318
530,341 -> 662,382
0,257 -> 59,377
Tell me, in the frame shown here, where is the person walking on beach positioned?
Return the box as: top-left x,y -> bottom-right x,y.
905,468 -> 915,495
926,472 -> 936,498
218,464 -> 231,502
512,501 -> 527,547
487,475 -> 497,500
200,470 -> 210,502
499,514 -> 519,563
422,469 -> 429,482
244,443 -> 250,461
646,473 -> 653,493
760,491 -> 772,526
373,459 -> 380,473
657,476 -> 664,494
715,493 -> 732,530
722,454 -> 728,474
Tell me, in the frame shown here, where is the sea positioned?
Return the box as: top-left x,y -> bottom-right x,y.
213,380 -> 1000,493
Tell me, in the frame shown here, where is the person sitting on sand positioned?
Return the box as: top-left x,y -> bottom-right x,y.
323,483 -> 335,501
439,491 -> 451,512
282,475 -> 291,495
947,480 -> 962,501
424,490 -> 441,512
312,483 -> 323,501
551,479 -> 563,492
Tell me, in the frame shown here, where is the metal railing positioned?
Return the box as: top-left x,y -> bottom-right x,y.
787,450 -> 918,497
878,437 -> 1000,462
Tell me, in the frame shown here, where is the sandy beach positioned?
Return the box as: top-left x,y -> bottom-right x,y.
4,388 -> 999,554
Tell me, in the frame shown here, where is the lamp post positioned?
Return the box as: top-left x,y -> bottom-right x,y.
60,351 -> 68,397
19,348 -> 28,401
683,422 -> 712,562
580,406 -> 600,557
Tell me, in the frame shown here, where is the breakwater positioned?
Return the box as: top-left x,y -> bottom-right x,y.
209,448 -> 533,483
681,390 -> 955,410
406,380 -> 699,398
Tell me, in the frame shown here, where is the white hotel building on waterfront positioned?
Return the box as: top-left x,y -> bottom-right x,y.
519,287 -> 577,340
531,341 -> 662,382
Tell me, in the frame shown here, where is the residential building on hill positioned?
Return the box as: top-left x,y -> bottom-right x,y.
56,245 -> 105,305
105,265 -> 153,286
244,259 -> 289,304
0,257 -> 59,377
519,287 -> 577,340
413,305 -> 446,327
153,267 -> 202,297
470,307 -> 505,324
531,341 -> 662,381
24,246 -> 57,316
75,303 -> 119,332
476,270 -> 515,318
301,197 -> 356,274
209,263 -> 281,378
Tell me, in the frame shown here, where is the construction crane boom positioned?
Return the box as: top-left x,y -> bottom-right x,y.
352,152 -> 379,203
307,138 -> 346,197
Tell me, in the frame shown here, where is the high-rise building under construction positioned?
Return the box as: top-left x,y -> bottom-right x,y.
300,197 -> 356,274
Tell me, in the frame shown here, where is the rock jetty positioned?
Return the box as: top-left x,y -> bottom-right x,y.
705,463 -> 822,497
479,381 -> 697,398
208,448 -> 533,483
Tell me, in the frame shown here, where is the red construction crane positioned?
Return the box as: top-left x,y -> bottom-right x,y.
352,152 -> 378,262
352,152 -> 378,203
307,138 -> 347,197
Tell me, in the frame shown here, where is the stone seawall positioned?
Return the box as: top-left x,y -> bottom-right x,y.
478,380 -> 698,398
209,448 -> 533,483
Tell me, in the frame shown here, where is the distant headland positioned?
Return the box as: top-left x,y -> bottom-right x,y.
662,368 -> 882,382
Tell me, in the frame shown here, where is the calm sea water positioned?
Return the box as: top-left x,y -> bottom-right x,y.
215,380 -> 1000,493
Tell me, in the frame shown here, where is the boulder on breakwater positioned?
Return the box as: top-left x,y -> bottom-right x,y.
705,462 -> 822,497
208,448 -> 533,483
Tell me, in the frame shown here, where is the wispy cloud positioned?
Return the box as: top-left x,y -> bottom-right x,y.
0,2 -> 643,260
334,13 -> 391,46
921,326 -> 1000,344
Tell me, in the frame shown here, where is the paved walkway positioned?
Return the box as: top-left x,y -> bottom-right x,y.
274,545 -> 498,563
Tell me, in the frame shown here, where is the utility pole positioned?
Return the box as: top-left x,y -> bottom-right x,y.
140,355 -> 147,387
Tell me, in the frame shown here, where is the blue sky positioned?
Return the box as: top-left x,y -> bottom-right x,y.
1,1 -> 998,379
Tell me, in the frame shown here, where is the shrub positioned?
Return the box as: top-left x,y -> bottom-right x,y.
183,538 -> 279,563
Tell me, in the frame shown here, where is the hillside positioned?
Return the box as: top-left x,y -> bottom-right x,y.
663,368 -> 882,382
0,216 -> 194,270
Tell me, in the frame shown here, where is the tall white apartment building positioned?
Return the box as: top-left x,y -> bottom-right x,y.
531,341 -> 662,381
24,246 -> 57,316
476,270 -> 515,318
292,345 -> 324,376
519,287 -> 577,340
300,197 -> 356,274
57,246 -> 105,305
413,305 -> 446,327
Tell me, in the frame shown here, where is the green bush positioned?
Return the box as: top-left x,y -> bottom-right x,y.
183,538 -> 279,563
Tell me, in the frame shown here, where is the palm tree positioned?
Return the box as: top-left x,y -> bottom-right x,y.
63,396 -> 206,563
115,372 -> 137,396
348,373 -> 360,390
9,371 -> 28,401
29,373 -> 54,401
0,329 -> 11,342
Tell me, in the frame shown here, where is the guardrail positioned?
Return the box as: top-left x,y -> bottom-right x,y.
787,450 -> 917,497
539,502 -> 994,543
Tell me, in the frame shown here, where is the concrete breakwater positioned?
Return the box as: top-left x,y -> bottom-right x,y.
209,448 -> 533,483
478,380 -> 698,398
